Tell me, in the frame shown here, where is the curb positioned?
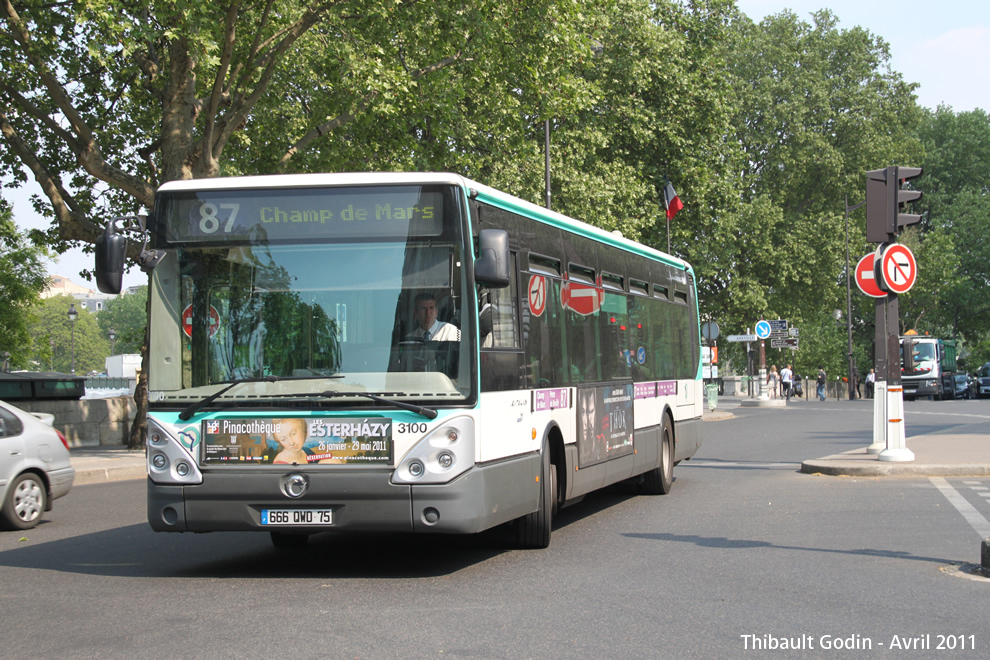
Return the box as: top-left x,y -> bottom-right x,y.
800,460 -> 990,478
73,465 -> 147,485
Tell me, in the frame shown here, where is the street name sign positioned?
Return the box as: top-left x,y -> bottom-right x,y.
727,334 -> 758,342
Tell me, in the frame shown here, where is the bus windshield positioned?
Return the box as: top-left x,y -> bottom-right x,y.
147,184 -> 473,406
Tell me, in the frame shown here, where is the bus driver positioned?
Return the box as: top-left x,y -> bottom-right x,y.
410,292 -> 460,341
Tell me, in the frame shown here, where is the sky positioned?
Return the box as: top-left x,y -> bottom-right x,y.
4,0 -> 989,291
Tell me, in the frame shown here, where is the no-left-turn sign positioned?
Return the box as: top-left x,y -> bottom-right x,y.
879,243 -> 918,294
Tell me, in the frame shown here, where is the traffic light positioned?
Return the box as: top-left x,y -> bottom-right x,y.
865,166 -> 923,243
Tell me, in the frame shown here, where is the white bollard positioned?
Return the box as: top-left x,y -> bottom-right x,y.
866,381 -> 886,454
878,384 -> 914,462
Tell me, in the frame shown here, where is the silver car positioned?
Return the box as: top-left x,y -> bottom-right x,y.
0,399 -> 75,530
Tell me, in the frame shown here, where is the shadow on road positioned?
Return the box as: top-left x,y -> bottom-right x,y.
0,484 -> 647,580
623,531 -> 956,565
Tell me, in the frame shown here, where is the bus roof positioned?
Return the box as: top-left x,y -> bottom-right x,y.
157,172 -> 691,272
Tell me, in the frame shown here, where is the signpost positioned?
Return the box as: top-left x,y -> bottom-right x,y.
864,165 -> 923,462
771,338 -> 798,349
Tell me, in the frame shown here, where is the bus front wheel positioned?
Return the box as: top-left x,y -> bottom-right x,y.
516,446 -> 554,549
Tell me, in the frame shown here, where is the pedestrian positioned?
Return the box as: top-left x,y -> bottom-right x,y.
854,369 -> 862,399
780,364 -> 794,400
865,368 -> 875,399
817,367 -> 827,401
767,365 -> 779,398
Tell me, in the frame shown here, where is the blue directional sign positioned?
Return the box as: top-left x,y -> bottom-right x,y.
755,320 -> 772,339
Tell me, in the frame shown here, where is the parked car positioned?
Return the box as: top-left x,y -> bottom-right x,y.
952,374 -> 972,399
0,399 -> 75,530
978,363 -> 990,399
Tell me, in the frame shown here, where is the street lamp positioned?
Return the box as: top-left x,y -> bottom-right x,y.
108,326 -> 117,356
845,195 -> 866,401
68,303 -> 78,374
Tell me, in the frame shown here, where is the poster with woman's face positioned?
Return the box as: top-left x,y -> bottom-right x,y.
577,384 -> 634,468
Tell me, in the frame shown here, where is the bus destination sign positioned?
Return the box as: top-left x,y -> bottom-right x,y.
163,187 -> 445,243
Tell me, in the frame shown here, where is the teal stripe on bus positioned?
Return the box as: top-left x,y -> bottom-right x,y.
469,188 -> 693,275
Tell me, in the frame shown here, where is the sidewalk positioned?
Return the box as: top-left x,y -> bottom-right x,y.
705,395 -> 990,478
69,446 -> 147,485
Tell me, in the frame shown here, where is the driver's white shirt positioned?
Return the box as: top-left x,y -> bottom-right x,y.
423,320 -> 460,341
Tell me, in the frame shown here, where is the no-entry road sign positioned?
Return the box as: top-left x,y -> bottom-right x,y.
855,253 -> 886,298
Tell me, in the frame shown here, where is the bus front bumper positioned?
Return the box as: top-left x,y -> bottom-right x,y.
147,452 -> 539,536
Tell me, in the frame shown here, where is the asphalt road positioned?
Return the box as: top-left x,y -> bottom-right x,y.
2,398 -> 988,659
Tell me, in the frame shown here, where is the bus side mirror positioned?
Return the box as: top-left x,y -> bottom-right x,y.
474,229 -> 510,288
95,221 -> 127,294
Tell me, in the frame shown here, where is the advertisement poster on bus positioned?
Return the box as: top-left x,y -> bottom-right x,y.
577,384 -> 634,468
202,417 -> 393,465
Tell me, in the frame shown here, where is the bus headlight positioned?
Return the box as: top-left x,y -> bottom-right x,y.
146,418 -> 203,485
393,416 -> 475,484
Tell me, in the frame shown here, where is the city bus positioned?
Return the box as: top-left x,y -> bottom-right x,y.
95,172 -> 703,549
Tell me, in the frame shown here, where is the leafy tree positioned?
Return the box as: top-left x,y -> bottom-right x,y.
714,9 -> 924,376
2,0 -> 600,446
912,108 -> 990,341
0,198 -> 49,368
97,286 -> 149,356
26,295 -> 107,374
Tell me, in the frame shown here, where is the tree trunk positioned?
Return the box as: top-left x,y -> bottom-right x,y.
127,274 -> 152,450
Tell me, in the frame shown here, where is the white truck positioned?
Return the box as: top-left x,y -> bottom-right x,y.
899,336 -> 958,400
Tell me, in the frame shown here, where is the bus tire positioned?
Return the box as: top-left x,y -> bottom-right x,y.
642,414 -> 673,495
516,447 -> 553,549
270,531 -> 309,549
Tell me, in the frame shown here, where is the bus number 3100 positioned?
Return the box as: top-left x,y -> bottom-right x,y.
396,422 -> 428,434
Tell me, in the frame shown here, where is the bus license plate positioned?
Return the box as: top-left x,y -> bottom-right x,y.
261,509 -> 333,526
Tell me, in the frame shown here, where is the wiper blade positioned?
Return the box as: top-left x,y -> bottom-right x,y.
316,390 -> 438,420
177,374 -> 342,421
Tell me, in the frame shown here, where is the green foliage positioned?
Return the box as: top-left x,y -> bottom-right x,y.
911,108 -> 990,343
4,1 -> 984,384
0,200 -> 49,367
712,9 -> 924,377
97,286 -> 149,355
24,295 -> 107,374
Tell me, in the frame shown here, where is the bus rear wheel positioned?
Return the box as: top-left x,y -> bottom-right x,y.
641,414 -> 673,495
516,447 -> 554,549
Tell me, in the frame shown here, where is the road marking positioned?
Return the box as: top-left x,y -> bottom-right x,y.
930,477 -> 990,539
905,411 -> 990,421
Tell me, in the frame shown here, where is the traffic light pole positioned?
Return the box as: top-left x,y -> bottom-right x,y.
866,166 -> 921,462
